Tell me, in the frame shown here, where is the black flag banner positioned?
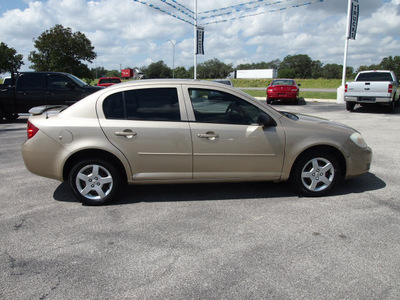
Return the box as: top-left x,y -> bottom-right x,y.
196,26 -> 204,55
348,0 -> 359,40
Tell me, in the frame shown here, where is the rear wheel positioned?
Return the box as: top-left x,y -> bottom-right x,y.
68,159 -> 123,205
290,151 -> 342,197
346,102 -> 355,112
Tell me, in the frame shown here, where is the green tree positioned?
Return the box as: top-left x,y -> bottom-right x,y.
91,66 -> 108,79
174,66 -> 190,78
279,54 -> 313,78
0,42 -> 24,73
28,24 -> 96,78
379,56 -> 400,79
197,58 -> 233,79
310,60 -> 323,79
105,70 -> 121,77
144,61 -> 172,78
322,64 -> 342,79
237,59 -> 280,70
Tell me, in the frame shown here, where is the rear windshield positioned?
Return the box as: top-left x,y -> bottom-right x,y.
356,72 -> 393,82
99,78 -> 121,84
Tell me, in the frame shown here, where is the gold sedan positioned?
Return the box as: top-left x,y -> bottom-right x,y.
22,80 -> 372,205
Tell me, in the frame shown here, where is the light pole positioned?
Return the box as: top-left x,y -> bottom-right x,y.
168,40 -> 177,79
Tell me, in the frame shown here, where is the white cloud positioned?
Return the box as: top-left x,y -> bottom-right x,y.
0,0 -> 399,74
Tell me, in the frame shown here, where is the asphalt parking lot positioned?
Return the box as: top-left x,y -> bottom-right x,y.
1,101 -> 400,299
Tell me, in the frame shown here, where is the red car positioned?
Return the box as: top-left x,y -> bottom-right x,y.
96,77 -> 122,87
267,79 -> 300,104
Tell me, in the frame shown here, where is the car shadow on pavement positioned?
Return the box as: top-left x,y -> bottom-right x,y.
53,172 -> 386,206
351,104 -> 400,114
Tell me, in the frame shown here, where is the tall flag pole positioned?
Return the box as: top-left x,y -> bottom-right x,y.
194,0 -> 197,79
339,0 -> 359,103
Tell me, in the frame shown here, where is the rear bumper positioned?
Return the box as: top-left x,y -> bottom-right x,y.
267,92 -> 298,101
345,96 -> 392,103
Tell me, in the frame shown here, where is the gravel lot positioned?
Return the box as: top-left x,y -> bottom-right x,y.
1,102 -> 400,299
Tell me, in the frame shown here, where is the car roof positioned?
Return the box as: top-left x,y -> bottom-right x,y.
103,79 -> 234,90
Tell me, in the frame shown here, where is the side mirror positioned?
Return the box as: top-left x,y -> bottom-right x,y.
257,111 -> 277,127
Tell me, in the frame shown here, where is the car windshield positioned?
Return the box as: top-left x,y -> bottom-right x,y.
66,74 -> 90,87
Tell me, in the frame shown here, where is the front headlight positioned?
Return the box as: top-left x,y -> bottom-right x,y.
350,132 -> 368,148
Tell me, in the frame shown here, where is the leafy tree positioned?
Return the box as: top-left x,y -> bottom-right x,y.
174,66 -> 190,78
0,42 -> 24,74
143,61 -> 172,78
91,66 -> 108,79
237,59 -> 281,70
310,60 -> 323,79
322,64 -> 342,79
28,24 -> 96,78
105,70 -> 121,77
279,54 -> 313,78
379,56 -> 400,79
197,58 -> 233,79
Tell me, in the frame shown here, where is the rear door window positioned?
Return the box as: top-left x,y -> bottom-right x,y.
103,88 -> 181,121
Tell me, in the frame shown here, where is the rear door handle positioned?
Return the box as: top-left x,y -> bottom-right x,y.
198,132 -> 219,140
115,130 -> 137,138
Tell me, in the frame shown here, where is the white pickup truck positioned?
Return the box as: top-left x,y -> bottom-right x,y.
344,70 -> 399,112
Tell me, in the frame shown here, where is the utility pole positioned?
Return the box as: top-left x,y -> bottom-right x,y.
168,40 -> 177,79
194,0 -> 197,79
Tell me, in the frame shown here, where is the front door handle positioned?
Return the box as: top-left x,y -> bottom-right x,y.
198,132 -> 219,140
115,130 -> 137,138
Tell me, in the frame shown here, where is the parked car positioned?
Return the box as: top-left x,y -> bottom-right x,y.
96,77 -> 122,87
0,72 -> 103,121
212,79 -> 234,86
22,79 -> 372,206
267,79 -> 300,104
344,70 -> 399,112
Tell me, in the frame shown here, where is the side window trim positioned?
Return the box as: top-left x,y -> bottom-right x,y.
102,86 -> 186,122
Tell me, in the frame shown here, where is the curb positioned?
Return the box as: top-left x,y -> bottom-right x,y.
255,97 -> 339,103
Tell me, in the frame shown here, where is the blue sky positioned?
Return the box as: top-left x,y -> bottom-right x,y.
0,0 -> 399,75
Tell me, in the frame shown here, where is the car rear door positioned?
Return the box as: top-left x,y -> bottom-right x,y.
97,85 -> 193,180
183,86 -> 286,180
14,73 -> 46,113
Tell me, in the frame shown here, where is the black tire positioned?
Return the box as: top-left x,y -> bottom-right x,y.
68,159 -> 123,205
388,100 -> 395,113
267,99 -> 272,104
0,108 -> 4,122
346,102 -> 355,112
290,151 -> 342,197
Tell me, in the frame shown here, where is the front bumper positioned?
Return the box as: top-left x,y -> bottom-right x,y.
342,139 -> 373,179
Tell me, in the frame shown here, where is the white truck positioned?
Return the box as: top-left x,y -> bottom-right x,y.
344,70 -> 399,112
228,69 -> 277,79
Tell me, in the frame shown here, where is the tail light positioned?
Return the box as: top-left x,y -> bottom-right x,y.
27,120 -> 39,139
388,84 -> 393,93
345,84 -> 348,93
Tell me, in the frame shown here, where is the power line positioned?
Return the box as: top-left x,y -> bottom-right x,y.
132,0 -> 324,26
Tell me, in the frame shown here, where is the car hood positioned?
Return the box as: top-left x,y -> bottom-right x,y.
281,111 -> 356,134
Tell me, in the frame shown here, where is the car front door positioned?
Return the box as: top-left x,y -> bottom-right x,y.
98,86 -> 193,180
185,87 -> 286,180
45,74 -> 81,105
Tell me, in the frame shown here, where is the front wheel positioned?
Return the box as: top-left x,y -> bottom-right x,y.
68,159 -> 123,205
290,151 -> 342,197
